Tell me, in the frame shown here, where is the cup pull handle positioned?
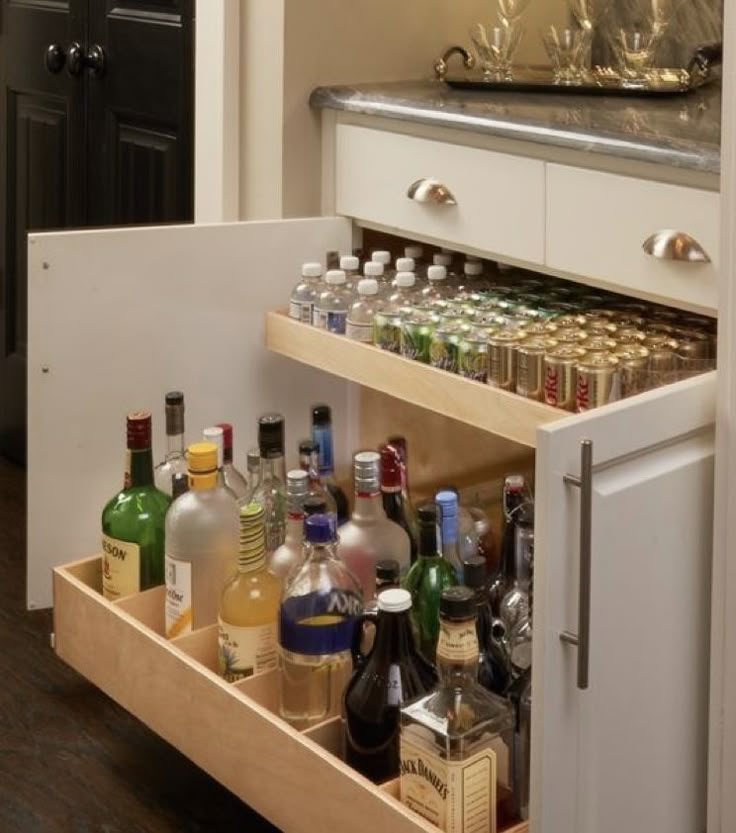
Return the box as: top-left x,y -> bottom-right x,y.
642,230 -> 711,263
407,178 -> 457,206
561,438 -> 593,690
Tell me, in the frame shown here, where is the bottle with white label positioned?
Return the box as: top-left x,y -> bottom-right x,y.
345,588 -> 436,783
217,502 -> 281,682
164,442 -> 239,639
289,262 -> 323,324
313,269 -> 351,334
345,276 -> 381,343
400,587 -> 516,833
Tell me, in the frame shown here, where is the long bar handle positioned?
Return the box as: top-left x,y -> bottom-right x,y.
562,439 -> 593,690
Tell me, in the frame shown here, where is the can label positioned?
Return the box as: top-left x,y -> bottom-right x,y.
459,346 -> 488,383
576,365 -> 621,412
516,350 -> 544,400
544,359 -> 576,410
489,343 -> 516,390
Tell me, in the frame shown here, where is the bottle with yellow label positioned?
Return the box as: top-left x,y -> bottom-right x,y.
164,442 -> 239,639
217,503 -> 281,682
101,412 -> 171,602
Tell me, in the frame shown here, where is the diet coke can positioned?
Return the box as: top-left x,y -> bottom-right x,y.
576,353 -> 620,412
544,346 -> 587,411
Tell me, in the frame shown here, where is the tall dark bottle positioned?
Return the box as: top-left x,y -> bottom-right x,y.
344,588 -> 437,782
311,404 -> 350,525
489,474 -> 529,616
380,444 -> 418,561
464,556 -> 510,695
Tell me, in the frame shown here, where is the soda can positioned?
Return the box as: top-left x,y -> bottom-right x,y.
551,314 -> 588,329
612,314 -> 648,329
614,345 -> 650,398
674,330 -> 712,374
590,308 -> 619,319
373,308 -> 405,353
459,330 -> 491,383
430,323 -> 468,374
616,327 -> 648,345
517,338 -> 557,400
544,346 -> 587,410
400,311 -> 438,364
583,336 -> 618,354
554,327 -> 588,345
613,301 -> 650,316
524,320 -> 557,338
577,293 -> 607,307
648,308 -> 680,324
576,353 -> 621,412
646,322 -> 677,337
644,334 -> 679,352
647,343 -> 678,387
488,329 -> 526,390
584,317 -> 618,337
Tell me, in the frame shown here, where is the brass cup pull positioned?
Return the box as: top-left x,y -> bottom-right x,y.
642,230 -> 711,263
407,178 -> 457,206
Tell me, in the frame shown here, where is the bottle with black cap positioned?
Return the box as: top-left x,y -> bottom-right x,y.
399,587 -> 516,832
249,414 -> 287,550
298,438 -> 338,521
310,404 -> 349,525
154,391 -> 188,495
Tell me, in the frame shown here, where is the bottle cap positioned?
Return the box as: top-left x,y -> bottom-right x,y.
395,257 -> 415,273
440,586 -> 476,620
505,474 -> 526,493
463,556 -> 487,590
427,265 -> 447,282
127,411 -> 152,450
380,445 -> 402,489
326,269 -> 346,286
305,514 -> 333,544
171,472 -> 189,499
302,262 -> 323,278
247,448 -> 261,473
202,426 -> 225,467
357,278 -> 379,296
216,422 -> 233,450
417,503 -> 438,526
299,439 -> 319,457
464,261 -> 483,276
258,413 -> 284,457
287,469 -> 309,499
387,436 -> 407,462
165,391 -> 184,407
405,245 -> 423,259
433,253 -> 452,267
435,490 -> 458,517
312,404 -> 331,426
363,263 -> 383,278
187,442 -> 218,473
354,450 -> 381,493
378,588 -> 412,613
376,559 -> 401,584
340,255 -> 360,272
304,495 -> 328,516
372,250 -> 391,265
395,271 -> 416,288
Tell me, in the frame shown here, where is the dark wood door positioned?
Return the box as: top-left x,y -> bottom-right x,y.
0,0 -> 194,463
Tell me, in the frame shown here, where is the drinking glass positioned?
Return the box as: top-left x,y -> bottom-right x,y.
498,0 -> 532,24
471,21 -> 524,81
542,26 -> 586,85
615,28 -> 660,81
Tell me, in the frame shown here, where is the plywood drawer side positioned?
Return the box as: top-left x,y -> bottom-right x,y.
335,123 -> 546,265
546,164 -> 719,314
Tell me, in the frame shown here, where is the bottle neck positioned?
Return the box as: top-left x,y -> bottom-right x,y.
260,453 -> 286,484
128,447 -> 154,488
285,513 -> 305,545
313,423 -> 334,477
352,491 -> 386,522
166,433 -> 185,458
436,618 -> 480,687
371,609 -> 415,661
189,469 -> 218,492
223,446 -> 234,464
440,512 -> 458,558
417,523 -> 440,559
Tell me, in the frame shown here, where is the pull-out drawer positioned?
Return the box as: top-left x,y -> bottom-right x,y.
546,164 -> 719,315
335,123 -> 546,266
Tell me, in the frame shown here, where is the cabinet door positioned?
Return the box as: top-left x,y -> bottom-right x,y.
27,217 -> 354,609
533,372 -> 715,833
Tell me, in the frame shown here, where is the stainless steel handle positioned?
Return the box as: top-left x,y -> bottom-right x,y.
407,178 -> 457,206
561,439 -> 593,690
642,230 -> 711,263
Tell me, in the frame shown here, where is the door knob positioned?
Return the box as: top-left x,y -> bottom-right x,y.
44,44 -> 65,74
66,42 -> 106,78
85,45 -> 106,78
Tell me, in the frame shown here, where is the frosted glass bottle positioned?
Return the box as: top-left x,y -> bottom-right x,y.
346,277 -> 381,343
289,262 -> 323,324
313,269 -> 352,334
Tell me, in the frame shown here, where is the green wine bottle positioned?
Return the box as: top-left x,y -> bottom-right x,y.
402,503 -> 458,662
101,412 -> 171,601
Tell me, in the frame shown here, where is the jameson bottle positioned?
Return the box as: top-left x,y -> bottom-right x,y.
249,414 -> 288,551
311,404 -> 349,525
403,504 -> 458,662
154,391 -> 188,495
345,588 -> 437,783
102,412 -> 171,601
218,503 -> 281,682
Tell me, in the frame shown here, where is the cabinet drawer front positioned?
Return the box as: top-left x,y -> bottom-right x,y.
546,165 -> 719,314
336,124 -> 545,265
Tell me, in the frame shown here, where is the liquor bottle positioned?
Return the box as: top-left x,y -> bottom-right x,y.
386,436 -> 418,552
217,502 -> 281,682
249,413 -> 288,551
338,450 -> 412,599
217,422 -> 249,500
172,472 -> 189,499
421,265 -> 450,301
154,391 -> 188,495
489,474 -> 530,616
464,556 -> 510,695
279,514 -> 363,728
313,269 -> 352,334
269,469 -> 309,580
303,494 -> 328,518
102,412 -> 171,601
346,276 -> 381,342
246,447 -> 261,493
435,490 -> 464,581
164,442 -> 239,638
400,587 -> 516,833
499,502 -> 534,633
380,445 -> 418,561
298,438 -> 338,519
202,426 -> 237,498
289,262 -> 323,324
345,588 -> 437,783
311,404 -> 349,525
403,504 -> 458,662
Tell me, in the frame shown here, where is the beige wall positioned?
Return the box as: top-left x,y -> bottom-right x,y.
241,0 -> 566,220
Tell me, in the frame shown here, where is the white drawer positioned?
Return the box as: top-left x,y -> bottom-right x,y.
546,164 -> 719,315
335,123 -> 545,265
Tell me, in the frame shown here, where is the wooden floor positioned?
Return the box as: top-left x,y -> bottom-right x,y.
0,457 -> 278,832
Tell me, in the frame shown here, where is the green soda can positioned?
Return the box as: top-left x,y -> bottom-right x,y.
429,323 -> 468,374
459,328 -> 493,383
400,310 -> 438,364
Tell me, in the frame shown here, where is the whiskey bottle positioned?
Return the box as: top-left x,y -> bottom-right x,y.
154,391 -> 188,495
400,587 -> 516,833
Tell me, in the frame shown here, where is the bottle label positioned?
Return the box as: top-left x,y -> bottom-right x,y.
217,619 -> 279,682
165,555 -> 192,639
279,589 -> 362,655
102,534 -> 140,601
345,320 -> 373,343
289,300 -> 313,324
400,736 -> 497,833
387,663 -> 403,706
325,310 -> 347,334
436,620 -> 479,664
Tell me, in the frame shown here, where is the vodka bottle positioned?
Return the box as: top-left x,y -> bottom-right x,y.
246,447 -> 261,493
289,262 -> 323,324
154,391 -> 188,495
270,469 -> 309,580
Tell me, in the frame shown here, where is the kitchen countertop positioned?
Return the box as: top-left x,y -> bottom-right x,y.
311,80 -> 721,176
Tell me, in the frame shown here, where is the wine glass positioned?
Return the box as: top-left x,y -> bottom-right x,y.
471,21 -> 524,81
615,28 -> 660,82
498,0 -> 533,25
542,26 -> 586,85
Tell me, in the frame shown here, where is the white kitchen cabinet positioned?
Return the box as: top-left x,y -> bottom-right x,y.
28,211 -> 715,833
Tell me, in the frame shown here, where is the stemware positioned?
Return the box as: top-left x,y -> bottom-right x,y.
498,0 -> 533,25
542,26 -> 586,85
471,21 -> 524,81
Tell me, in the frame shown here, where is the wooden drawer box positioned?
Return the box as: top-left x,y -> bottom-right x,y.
335,123 -> 546,266
54,555 -> 528,833
546,164 -> 719,315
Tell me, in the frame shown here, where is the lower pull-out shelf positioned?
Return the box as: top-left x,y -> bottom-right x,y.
53,556 -> 528,833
